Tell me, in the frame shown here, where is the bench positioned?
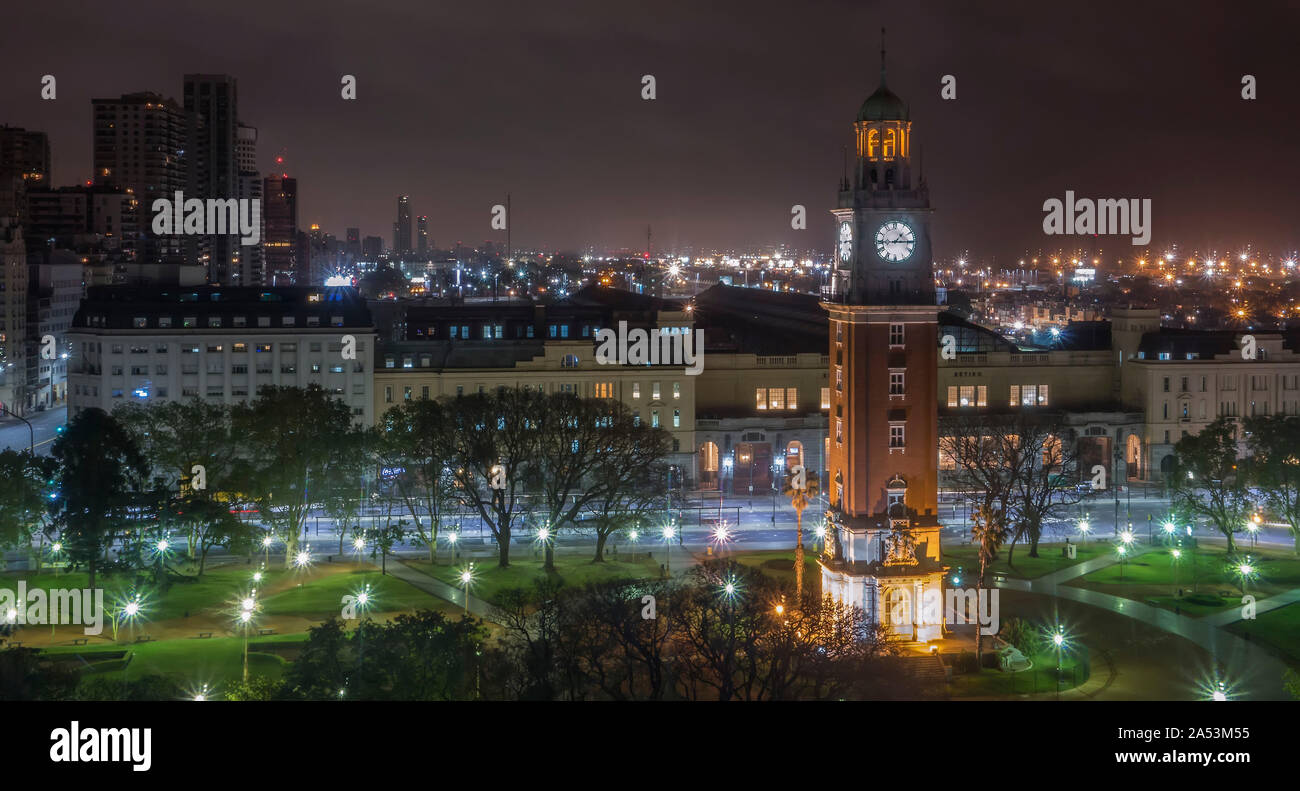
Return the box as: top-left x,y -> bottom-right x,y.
258,628 -> 275,636
134,635 -> 154,643
71,637 -> 89,646
197,632 -> 213,639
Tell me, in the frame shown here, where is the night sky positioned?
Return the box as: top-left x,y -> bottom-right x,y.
5,0 -> 1299,261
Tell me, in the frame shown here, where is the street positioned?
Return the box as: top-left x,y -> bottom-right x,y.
0,404 -> 66,456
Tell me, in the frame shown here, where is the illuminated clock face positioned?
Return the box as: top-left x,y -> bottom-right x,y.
875,220 -> 916,263
837,222 -> 853,263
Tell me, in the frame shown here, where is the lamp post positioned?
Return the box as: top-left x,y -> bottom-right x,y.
662,524 -> 676,576
262,534 -> 273,568
1116,544 -> 1128,581
1051,627 -> 1066,700
1170,548 -> 1182,598
459,564 -> 475,616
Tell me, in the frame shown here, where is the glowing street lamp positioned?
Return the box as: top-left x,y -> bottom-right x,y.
458,563 -> 475,616
261,534 -> 274,567
192,683 -> 210,702
112,592 -> 146,641
444,529 -> 460,563
662,524 -> 676,576
1077,519 -> 1091,545
1116,543 -> 1129,581
1048,626 -> 1068,699
1235,558 -> 1256,595
293,548 -> 313,570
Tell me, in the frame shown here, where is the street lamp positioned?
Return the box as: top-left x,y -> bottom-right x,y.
237,593 -> 259,682
1077,519 -> 1091,545
458,564 -> 475,616
1049,626 -> 1067,699
662,524 -> 676,576
262,534 -> 274,567
1116,544 -> 1128,581
1170,548 -> 1182,597
1235,558 -> 1255,595
444,529 -> 459,562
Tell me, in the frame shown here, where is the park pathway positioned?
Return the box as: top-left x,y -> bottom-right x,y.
386,559 -> 497,622
995,547 -> 1290,699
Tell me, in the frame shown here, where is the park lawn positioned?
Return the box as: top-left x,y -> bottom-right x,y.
1226,601 -> 1300,668
1078,544 -> 1300,591
259,568 -> 444,618
1069,544 -> 1300,616
0,564 -> 299,622
411,554 -> 662,606
727,549 -> 822,592
947,651 -> 1088,698
942,542 -> 1108,580
44,633 -> 306,687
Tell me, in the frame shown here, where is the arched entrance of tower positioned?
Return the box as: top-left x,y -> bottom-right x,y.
698,441 -> 720,490
884,586 -> 913,638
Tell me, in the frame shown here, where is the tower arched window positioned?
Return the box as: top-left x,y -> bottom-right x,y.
865,129 -> 879,159
882,128 -> 897,158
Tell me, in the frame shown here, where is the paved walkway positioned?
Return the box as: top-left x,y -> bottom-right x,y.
995,546 -> 1291,699
385,559 -> 497,621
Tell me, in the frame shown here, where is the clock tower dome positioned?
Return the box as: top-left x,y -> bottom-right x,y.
820,33 -> 946,644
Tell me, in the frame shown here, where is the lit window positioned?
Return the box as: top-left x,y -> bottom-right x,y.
820,387 -> 830,409
756,388 -> 767,409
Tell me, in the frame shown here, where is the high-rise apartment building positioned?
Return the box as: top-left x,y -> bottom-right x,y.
184,74 -> 240,283
394,195 -> 411,254
263,174 -> 298,285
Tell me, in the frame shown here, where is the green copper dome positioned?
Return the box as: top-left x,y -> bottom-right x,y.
857,83 -> 908,122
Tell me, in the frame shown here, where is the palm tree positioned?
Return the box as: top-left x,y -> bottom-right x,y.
971,503 -> 1008,668
782,468 -> 820,603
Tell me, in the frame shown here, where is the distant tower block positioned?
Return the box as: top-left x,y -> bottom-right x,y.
820,35 -> 947,643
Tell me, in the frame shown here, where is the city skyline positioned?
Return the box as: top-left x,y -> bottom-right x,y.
3,0 -> 1299,258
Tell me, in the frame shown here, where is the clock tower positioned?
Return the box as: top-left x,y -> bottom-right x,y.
820,35 -> 946,644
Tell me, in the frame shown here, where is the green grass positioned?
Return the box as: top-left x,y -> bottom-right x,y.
1070,544 -> 1300,616
942,542 -> 1108,580
411,554 -> 662,605
728,549 -> 822,591
947,651 -> 1089,697
0,565 -> 299,621
38,633 -> 309,688
1079,544 -> 1300,590
1226,601 -> 1300,667
259,569 -> 445,618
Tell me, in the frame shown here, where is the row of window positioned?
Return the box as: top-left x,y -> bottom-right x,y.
122,314 -> 348,329
104,362 -> 361,376
755,387 -> 799,410
1162,374 -> 1297,393
91,340 -> 363,356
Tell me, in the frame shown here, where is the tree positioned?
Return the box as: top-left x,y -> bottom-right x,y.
444,388 -> 546,568
1170,416 -> 1251,552
530,393 -> 611,570
115,400 -> 240,563
51,409 -> 149,590
0,450 -> 57,570
375,399 -> 460,562
782,468 -> 820,602
1244,414 -> 1300,554
233,386 -> 357,567
1005,414 -> 1082,559
575,399 -> 672,562
939,416 -> 1020,665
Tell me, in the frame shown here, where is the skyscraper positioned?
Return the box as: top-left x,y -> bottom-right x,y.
0,126 -> 51,222
184,74 -> 239,282
236,122 -> 264,285
263,173 -> 298,285
90,93 -> 183,264
821,45 -> 946,643
417,215 -> 428,255
395,195 -> 411,254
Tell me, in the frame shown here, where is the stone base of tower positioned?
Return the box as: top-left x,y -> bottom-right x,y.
820,561 -> 946,643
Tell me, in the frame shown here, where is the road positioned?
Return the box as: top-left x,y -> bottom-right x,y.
0,405 -> 66,455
